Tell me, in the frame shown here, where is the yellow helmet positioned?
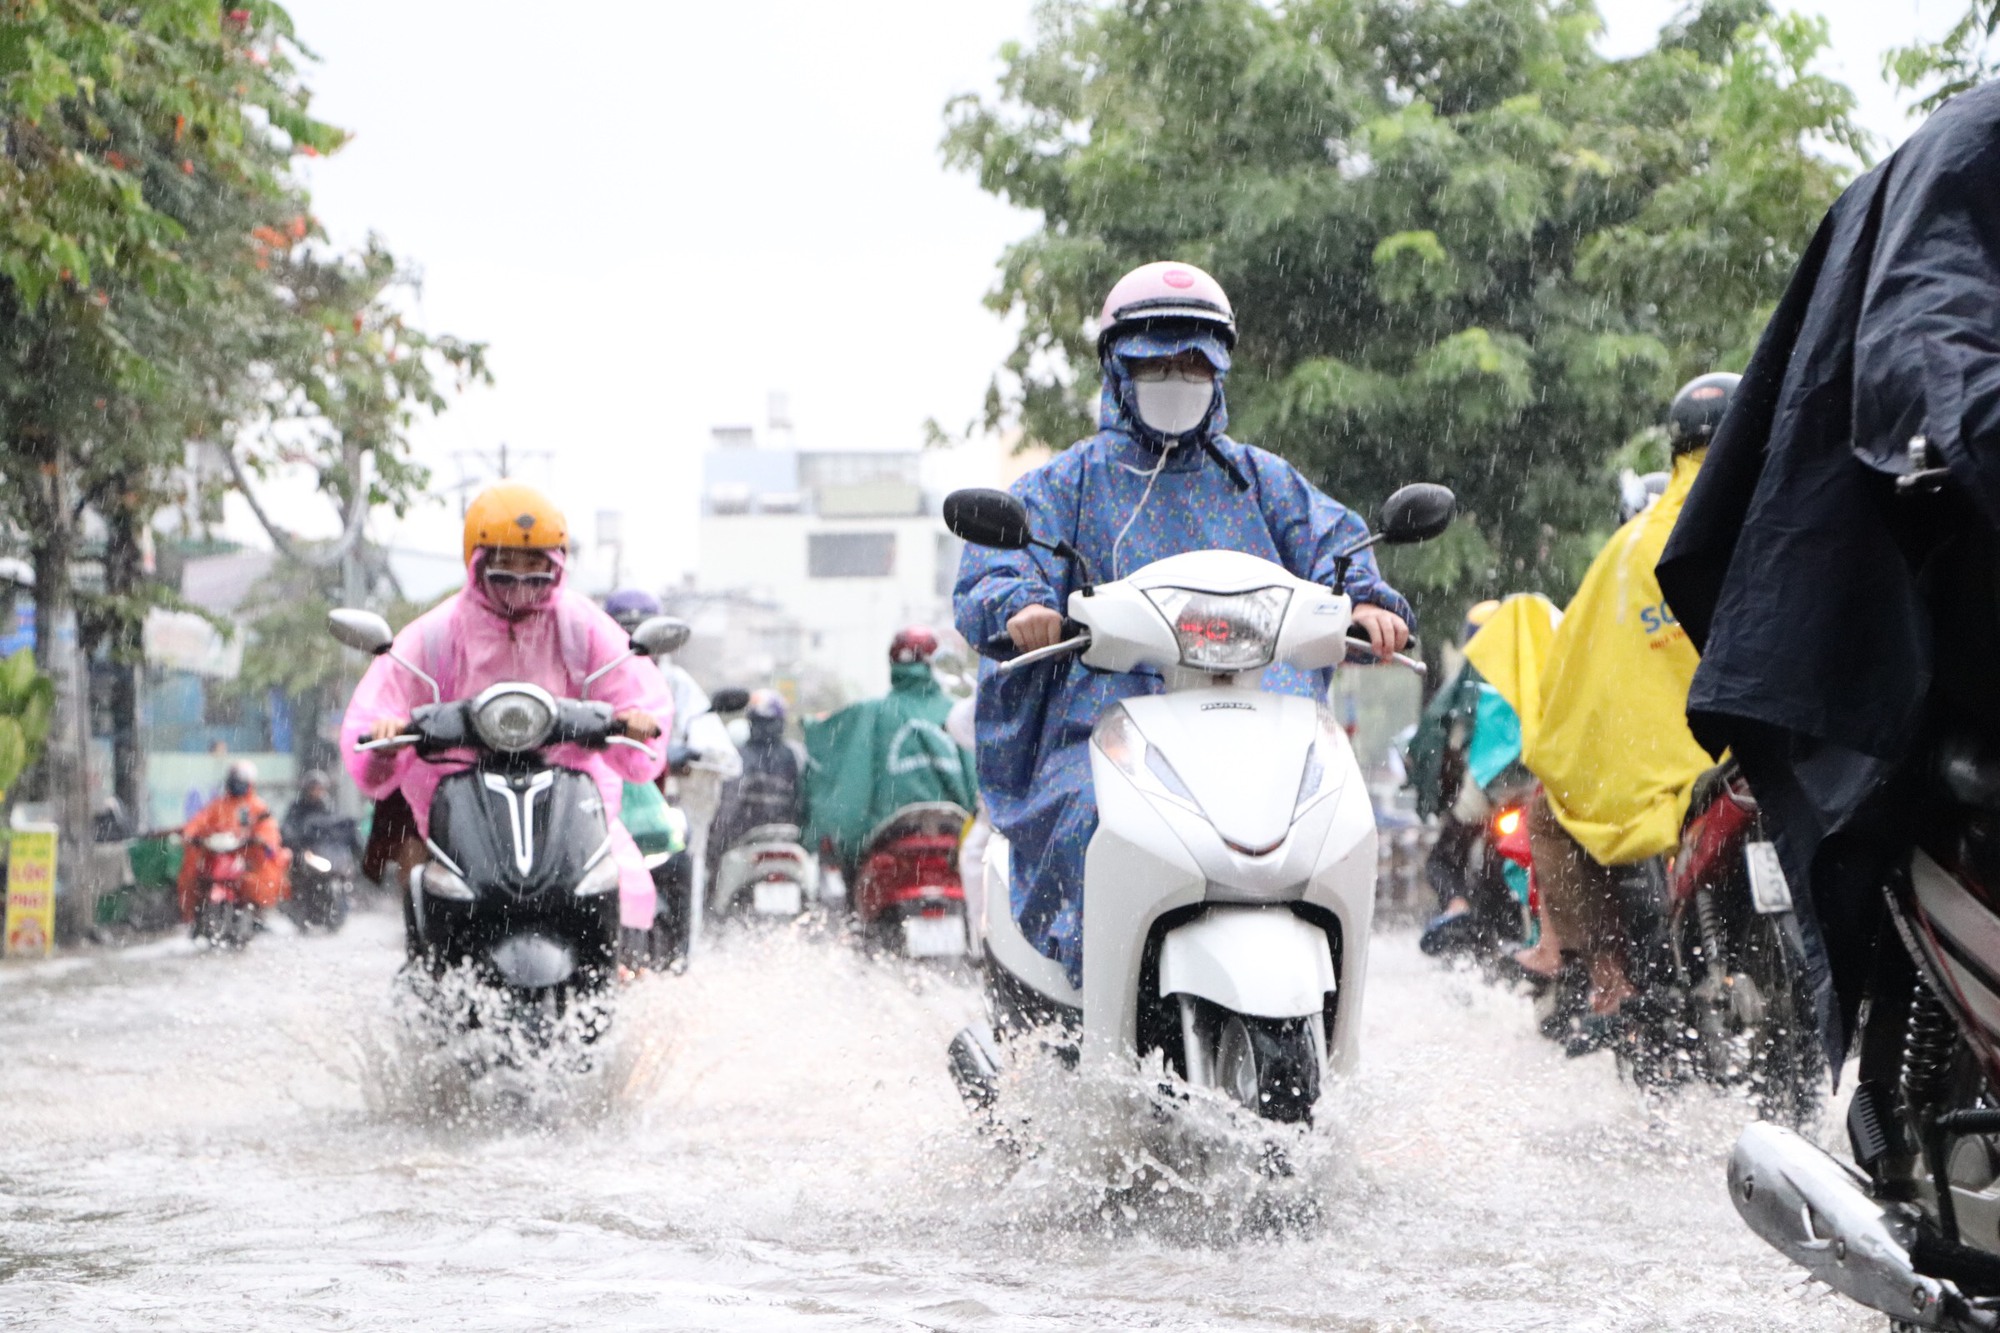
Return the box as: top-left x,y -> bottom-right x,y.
463,481 -> 568,566
1464,599 -> 1502,629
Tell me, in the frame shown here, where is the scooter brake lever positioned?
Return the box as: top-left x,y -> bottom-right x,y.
355,734 -> 421,752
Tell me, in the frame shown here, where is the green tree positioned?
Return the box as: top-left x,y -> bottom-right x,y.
0,2 -> 484,853
1887,1 -> 1998,111
945,0 -> 1862,625
0,648 -> 54,799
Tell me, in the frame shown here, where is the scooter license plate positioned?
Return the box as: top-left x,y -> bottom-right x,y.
902,913 -> 966,958
752,880 -> 803,916
1744,840 -> 1793,914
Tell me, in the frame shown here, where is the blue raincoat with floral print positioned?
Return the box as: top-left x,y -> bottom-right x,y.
952,329 -> 1413,985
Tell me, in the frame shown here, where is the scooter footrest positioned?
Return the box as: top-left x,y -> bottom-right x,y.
947,1025 -> 1002,1112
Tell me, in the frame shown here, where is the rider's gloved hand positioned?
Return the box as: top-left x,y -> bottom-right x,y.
1006,604 -> 1065,652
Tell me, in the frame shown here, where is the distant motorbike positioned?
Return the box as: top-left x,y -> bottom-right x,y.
710,822 -> 820,923
1523,765 -> 1820,1118
331,607 -> 684,1046
284,813 -> 359,933
855,802 -> 971,959
188,832 -> 258,949
1422,792 -> 1537,964
1661,762 -> 1821,1119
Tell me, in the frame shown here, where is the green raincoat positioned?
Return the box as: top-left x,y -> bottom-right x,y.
803,662 -> 977,871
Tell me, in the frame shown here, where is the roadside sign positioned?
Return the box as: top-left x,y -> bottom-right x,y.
5,824 -> 57,957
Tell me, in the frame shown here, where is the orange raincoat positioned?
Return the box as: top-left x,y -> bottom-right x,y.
177,793 -> 291,919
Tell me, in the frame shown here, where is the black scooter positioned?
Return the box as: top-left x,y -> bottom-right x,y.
330,608 -> 681,1045
285,812 -> 360,933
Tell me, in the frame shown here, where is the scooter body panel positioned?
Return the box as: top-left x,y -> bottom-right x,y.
418,766 -> 620,991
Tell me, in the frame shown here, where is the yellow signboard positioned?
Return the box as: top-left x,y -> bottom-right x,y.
4,825 -> 57,958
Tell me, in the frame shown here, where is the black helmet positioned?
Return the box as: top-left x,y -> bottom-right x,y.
1668,372 -> 1741,451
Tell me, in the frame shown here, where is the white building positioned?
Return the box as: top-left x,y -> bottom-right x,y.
695,427 -> 962,701
692,418 -> 1056,700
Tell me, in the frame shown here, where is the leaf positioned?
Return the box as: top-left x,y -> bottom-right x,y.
0,719 -> 31,799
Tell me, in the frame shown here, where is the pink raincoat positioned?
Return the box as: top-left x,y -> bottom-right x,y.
340,550 -> 671,928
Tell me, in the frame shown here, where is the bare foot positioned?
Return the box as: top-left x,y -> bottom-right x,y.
1511,941 -> 1564,979
1587,953 -> 1637,1016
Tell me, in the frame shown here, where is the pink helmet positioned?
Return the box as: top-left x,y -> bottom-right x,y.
1096,261 -> 1236,357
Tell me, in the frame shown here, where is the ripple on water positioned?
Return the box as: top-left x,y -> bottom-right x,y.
0,908 -> 1875,1331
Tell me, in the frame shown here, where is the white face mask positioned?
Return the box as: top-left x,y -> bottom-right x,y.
1132,377 -> 1214,438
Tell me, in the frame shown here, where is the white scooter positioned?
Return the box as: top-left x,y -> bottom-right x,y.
943,482 -> 1454,1124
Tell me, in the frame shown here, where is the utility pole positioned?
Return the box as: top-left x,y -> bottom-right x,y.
449,442 -> 555,517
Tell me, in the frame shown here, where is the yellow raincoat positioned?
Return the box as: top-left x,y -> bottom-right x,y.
1522,449 -> 1713,865
1462,592 -> 1562,752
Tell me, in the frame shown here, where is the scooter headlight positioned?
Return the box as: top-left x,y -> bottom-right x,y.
1293,704 -> 1349,819
574,854 -> 620,898
471,683 -> 556,753
1093,707 -> 1202,816
1145,585 -> 1290,673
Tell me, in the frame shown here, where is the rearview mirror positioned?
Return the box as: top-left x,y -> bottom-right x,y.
1377,483 -> 1457,545
942,488 -> 1032,551
327,608 -> 393,655
629,615 -> 691,659
708,687 -> 752,715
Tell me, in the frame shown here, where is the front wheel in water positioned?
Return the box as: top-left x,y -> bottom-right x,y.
1211,1010 -> 1322,1124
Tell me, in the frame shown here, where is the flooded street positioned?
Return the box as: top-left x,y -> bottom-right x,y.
0,908 -> 1869,1331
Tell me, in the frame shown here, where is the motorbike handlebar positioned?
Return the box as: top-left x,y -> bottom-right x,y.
1344,630 -> 1425,674
998,631 -> 1093,675
355,733 -> 421,752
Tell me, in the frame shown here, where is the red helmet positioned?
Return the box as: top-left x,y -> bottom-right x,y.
1096,261 -> 1237,358
890,626 -> 939,664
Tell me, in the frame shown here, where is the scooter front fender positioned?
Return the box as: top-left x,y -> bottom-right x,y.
488,933 -> 577,990
1158,907 -> 1335,1019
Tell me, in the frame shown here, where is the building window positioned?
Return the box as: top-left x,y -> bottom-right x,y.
808,532 -> 896,578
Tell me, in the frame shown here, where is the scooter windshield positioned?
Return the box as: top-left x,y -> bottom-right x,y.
1144,585 -> 1290,672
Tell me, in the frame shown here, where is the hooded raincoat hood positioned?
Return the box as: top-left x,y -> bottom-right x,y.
801,662 -> 976,871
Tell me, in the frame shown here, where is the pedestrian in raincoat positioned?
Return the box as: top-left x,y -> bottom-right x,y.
802,627 -> 977,877
1505,374 -> 1738,1014
340,483 -> 670,937
178,761 -> 291,920
953,261 -> 1412,986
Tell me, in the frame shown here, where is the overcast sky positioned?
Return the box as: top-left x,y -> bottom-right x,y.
258,0 -> 1967,589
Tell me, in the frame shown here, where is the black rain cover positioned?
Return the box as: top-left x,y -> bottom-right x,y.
1657,81 -> 2000,1060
